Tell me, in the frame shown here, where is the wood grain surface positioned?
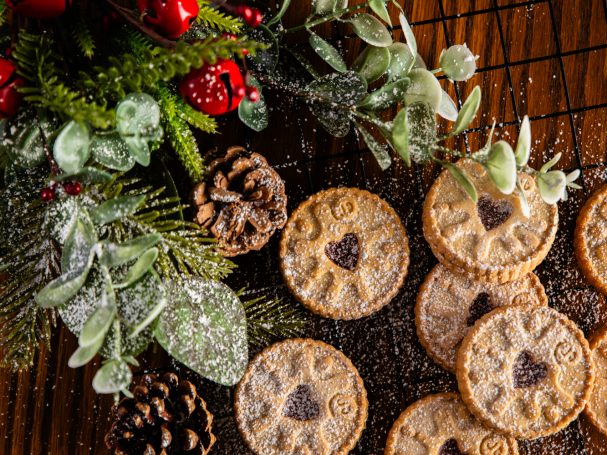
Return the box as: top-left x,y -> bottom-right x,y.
2,0 -> 607,453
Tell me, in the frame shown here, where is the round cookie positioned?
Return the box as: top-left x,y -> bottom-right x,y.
456,305 -> 594,439
575,184 -> 607,295
415,264 -> 548,372
584,325 -> 607,435
279,188 -> 409,320
384,393 -> 518,455
422,159 -> 558,284
234,338 -> 368,455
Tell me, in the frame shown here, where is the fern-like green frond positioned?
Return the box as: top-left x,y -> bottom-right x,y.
71,19 -> 96,59
0,3 -> 7,27
197,4 -> 243,34
175,100 -> 217,133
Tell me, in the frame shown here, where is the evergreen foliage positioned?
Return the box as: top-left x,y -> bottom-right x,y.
196,1 -> 243,33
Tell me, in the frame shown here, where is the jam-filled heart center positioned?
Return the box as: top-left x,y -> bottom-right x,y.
283,384 -> 321,421
513,351 -> 548,388
466,292 -> 494,326
477,196 -> 513,231
439,438 -> 467,455
325,233 -> 360,270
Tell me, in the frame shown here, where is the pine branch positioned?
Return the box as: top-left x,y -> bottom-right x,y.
175,100 -> 217,133
0,3 -> 7,26
197,3 -> 243,34
71,18 -> 96,59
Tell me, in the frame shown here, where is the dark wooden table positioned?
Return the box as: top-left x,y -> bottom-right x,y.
2,0 -> 607,453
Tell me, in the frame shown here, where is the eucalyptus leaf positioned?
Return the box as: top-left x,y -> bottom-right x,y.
439,44 -> 477,82
116,93 -> 162,166
53,167 -> 113,184
92,359 -> 133,394
443,162 -> 478,202
358,77 -> 410,111
352,46 -> 391,83
485,140 -> 517,194
313,0 -> 339,15
89,195 -> 146,226
79,303 -> 117,348
540,152 -> 562,173
516,180 -> 531,218
349,14 -> 392,47
53,121 -> 91,174
537,170 -> 567,204
35,268 -> 90,308
514,115 -> 531,167
115,247 -> 159,289
399,12 -> 417,56
357,124 -> 392,170
392,108 -> 410,166
566,169 -> 581,184
61,212 -> 97,274
129,285 -> 167,338
407,102 -> 437,164
238,77 -> 269,132
90,132 -> 136,171
68,336 -> 104,368
309,32 -> 347,72
404,68 -> 442,111
44,197 -> 80,244
267,0 -> 292,25
369,0 -> 391,24
452,86 -> 481,136
438,89 -> 458,122
154,278 -> 248,386
386,42 -> 415,80
8,118 -> 54,168
103,233 -> 162,268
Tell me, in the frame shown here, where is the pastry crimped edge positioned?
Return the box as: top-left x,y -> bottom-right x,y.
583,325 -> 607,436
455,305 -> 595,440
383,392 -> 518,455
414,268 -> 549,373
422,161 -> 559,284
278,187 -> 410,320
234,338 -> 369,455
574,184 -> 607,295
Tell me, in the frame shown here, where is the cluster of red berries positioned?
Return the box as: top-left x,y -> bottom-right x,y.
233,5 -> 263,28
40,181 -> 81,202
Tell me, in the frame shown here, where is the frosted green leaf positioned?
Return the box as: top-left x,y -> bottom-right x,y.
154,278 -> 248,386
7,121 -> 51,168
238,77 -> 269,132
54,167 -> 112,184
357,125 -> 392,170
89,195 -> 145,226
537,170 -> 567,204
443,162 -> 478,202
540,152 -> 562,173
35,268 -> 90,308
79,303 -> 117,348
309,32 -> 347,72
53,121 -> 91,174
566,169 -> 581,188
116,247 -> 159,289
404,68 -> 442,112
407,102 -> 436,164
116,93 -> 162,166
392,108 -> 410,166
61,212 -> 97,274
44,197 -> 80,244
399,13 -> 417,56
439,44 -> 477,81
352,46 -> 391,83
438,89 -> 458,122
452,86 -> 481,136
386,42 -> 415,80
485,140 -> 517,194
68,336 -> 104,368
313,0 -> 345,15
103,234 -> 162,268
369,0 -> 391,24
514,115 -> 531,166
129,284 -> 166,338
90,132 -> 136,171
359,77 -> 410,111
92,359 -> 132,394
349,14 -> 392,47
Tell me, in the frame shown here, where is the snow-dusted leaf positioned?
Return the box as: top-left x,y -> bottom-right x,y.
309,32 -> 347,72
53,121 -> 91,174
79,302 -> 117,348
312,0 -> 338,15
439,44 -> 477,82
485,140 -> 517,194
239,77 -> 269,132
349,14 -> 392,47
540,152 -> 562,173
404,68 -> 442,112
438,89 -> 458,121
44,197 -> 80,244
443,162 -> 478,203
61,212 -> 97,274
129,281 -> 166,338
352,45 -> 391,83
154,278 -> 248,386
386,42 -> 415,80
514,115 -> 531,166
68,336 -> 104,368
407,102 -> 436,164
116,93 -> 162,166
357,125 -> 392,170
116,247 -> 159,289
89,195 -> 145,226
103,234 -> 162,268
9,122 -> 49,168
92,359 -> 132,394
54,167 -> 112,184
537,170 -> 567,204
452,86 -> 481,136
35,268 -> 90,308
358,77 -> 410,111
399,13 -> 417,56
90,132 -> 136,171
392,108 -> 410,166
369,0 -> 391,24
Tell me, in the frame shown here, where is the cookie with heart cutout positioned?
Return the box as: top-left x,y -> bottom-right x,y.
456,305 -> 594,439
422,159 -> 558,284
415,264 -> 548,372
279,187 -> 409,320
384,393 -> 518,455
234,338 -> 368,455
584,325 -> 607,435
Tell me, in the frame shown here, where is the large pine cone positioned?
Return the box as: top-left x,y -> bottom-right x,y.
105,372 -> 215,455
192,146 -> 288,256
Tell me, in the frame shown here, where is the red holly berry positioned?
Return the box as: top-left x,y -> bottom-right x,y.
63,181 -> 82,196
234,5 -> 263,28
5,0 -> 72,19
137,0 -> 199,39
246,86 -> 259,102
40,187 -> 55,202
180,59 -> 245,116
0,58 -> 23,118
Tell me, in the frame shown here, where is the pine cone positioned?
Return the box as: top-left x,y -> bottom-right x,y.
192,146 -> 288,256
105,372 -> 216,455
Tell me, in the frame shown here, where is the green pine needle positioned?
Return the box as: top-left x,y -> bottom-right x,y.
197,4 -> 243,34
71,19 -> 96,59
0,3 -> 7,27
175,100 -> 217,134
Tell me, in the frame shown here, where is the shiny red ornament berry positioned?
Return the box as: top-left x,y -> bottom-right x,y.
5,0 -> 72,20
0,58 -> 23,118
246,86 -> 259,102
234,5 -> 263,28
63,181 -> 81,196
40,187 -> 55,202
137,0 -> 199,39
180,59 -> 245,116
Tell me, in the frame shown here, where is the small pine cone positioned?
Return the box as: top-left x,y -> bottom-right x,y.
191,146 -> 288,257
105,372 -> 216,455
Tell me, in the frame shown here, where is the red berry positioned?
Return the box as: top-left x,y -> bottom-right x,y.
40,187 -> 55,202
235,5 -> 263,27
246,86 -> 259,102
63,181 -> 82,196
235,85 -> 247,98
